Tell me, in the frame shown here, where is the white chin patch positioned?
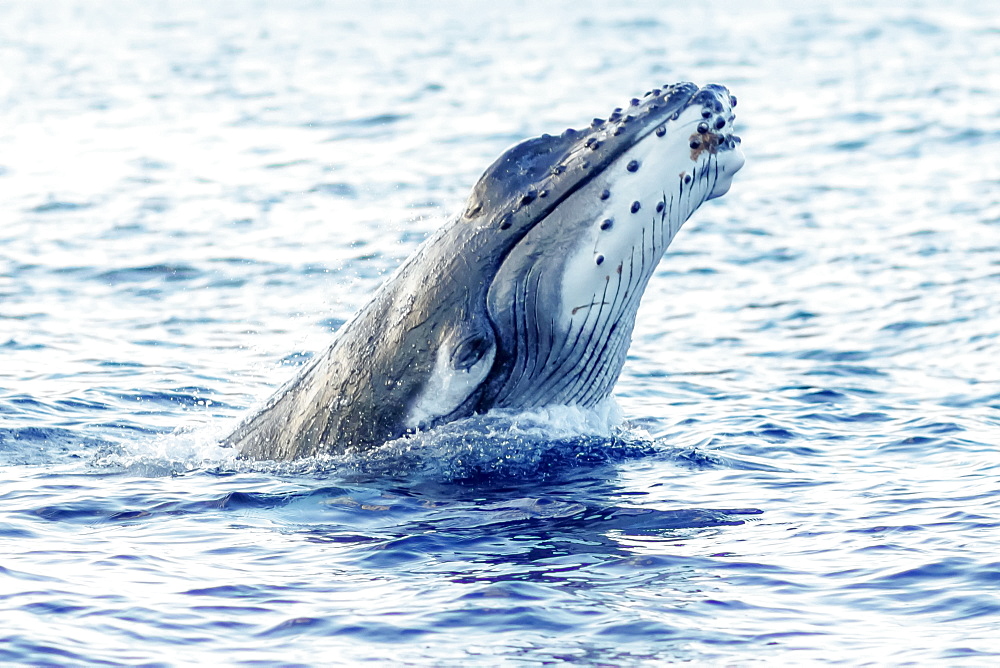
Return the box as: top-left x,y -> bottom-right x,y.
556,103 -> 724,330
708,145 -> 745,200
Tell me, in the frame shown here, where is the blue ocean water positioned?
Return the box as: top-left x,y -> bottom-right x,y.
2,0 -> 999,664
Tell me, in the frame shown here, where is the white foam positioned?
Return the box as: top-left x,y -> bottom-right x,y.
478,398 -> 626,439
88,399 -> 628,479
341,398 -> 631,481
90,421 -> 239,475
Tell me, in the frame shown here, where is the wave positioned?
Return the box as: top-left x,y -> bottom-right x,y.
86,400 -> 786,483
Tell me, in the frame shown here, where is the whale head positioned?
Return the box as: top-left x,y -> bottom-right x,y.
406,82 -> 744,426
228,82 -> 744,459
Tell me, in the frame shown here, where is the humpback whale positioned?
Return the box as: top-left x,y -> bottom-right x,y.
227,82 -> 744,460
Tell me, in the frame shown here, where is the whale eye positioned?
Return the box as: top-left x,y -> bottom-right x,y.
701,108 -> 712,119
655,126 -> 666,137
697,121 -> 709,134
451,335 -> 493,371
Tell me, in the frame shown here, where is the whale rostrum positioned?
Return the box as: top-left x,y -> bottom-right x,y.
226,82 -> 745,460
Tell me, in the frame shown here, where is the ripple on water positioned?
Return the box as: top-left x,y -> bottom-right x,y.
1,0 -> 1000,664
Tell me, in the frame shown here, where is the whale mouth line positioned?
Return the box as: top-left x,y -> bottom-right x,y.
492,84 -> 739,284
493,86 -> 711,256
479,83 -> 743,412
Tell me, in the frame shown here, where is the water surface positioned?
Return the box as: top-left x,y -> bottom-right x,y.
1,1 -> 999,664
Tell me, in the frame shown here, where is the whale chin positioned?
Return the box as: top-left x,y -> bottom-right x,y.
707,145 -> 745,201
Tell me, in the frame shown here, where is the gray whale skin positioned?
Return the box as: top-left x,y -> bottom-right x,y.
226,82 -> 745,460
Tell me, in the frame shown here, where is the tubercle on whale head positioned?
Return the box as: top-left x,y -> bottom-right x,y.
453,82 -> 743,414
459,82 -> 741,243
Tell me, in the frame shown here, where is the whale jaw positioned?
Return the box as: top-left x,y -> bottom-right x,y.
478,84 -> 743,411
